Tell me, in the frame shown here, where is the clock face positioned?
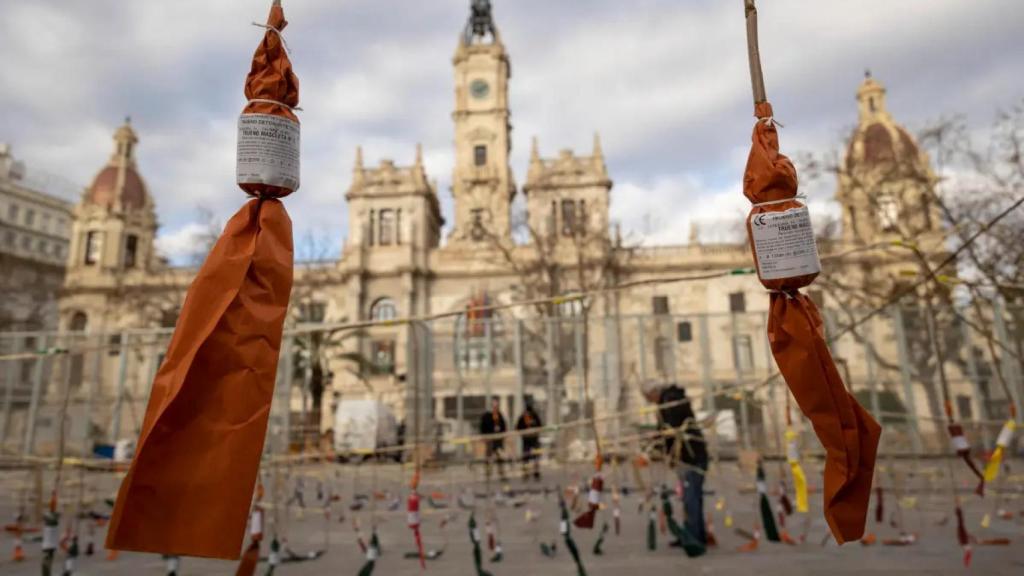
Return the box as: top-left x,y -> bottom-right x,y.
470,79 -> 490,99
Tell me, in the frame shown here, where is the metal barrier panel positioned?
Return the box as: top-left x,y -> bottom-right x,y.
0,300 -> 1021,462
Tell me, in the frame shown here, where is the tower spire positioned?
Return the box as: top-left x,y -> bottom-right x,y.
592,132 -> 606,177
856,71 -> 888,125
530,136 -> 540,164
352,146 -> 365,187
463,0 -> 498,44
111,116 -> 138,165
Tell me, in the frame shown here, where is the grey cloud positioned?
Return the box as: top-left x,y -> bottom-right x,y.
1,0 -> 1021,262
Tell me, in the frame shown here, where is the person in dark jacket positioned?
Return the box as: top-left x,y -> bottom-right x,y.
643,382 -> 708,546
515,401 -> 543,481
479,398 -> 508,481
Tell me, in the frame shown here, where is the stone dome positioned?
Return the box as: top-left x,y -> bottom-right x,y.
845,121 -> 923,173
84,119 -> 150,211
843,74 -> 926,175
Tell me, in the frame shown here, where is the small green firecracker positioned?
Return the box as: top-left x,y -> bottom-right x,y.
757,462 -> 780,542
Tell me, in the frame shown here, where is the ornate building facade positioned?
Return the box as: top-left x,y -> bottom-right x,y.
50,4 -> 987,452
0,145 -> 74,332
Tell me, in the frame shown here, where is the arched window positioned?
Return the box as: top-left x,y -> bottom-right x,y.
454,294 -> 504,371
69,311 -> 88,332
160,307 -> 180,329
877,195 -> 900,232
370,298 -> 397,321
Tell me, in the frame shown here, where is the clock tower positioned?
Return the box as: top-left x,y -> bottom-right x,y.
448,0 -> 515,245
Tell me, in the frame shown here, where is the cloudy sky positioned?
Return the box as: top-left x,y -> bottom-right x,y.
2,0 -> 1022,262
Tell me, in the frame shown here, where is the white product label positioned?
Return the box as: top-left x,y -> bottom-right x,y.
756,480 -> 767,495
472,528 -> 481,543
167,557 -> 180,571
408,511 -> 420,527
588,489 -> 601,505
997,422 -> 1014,447
787,440 -> 800,462
367,546 -> 379,560
269,551 -> 280,566
559,520 -> 568,535
42,525 -> 58,550
250,509 -> 263,536
613,507 -> 621,518
65,558 -> 76,570
236,114 -> 300,191
750,206 -> 821,280
951,434 -> 970,452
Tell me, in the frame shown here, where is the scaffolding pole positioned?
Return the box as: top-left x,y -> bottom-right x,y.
891,305 -> 924,454
22,335 -> 47,456
110,332 -> 130,444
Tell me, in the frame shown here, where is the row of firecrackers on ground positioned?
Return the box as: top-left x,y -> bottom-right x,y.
5,432 -> 1022,574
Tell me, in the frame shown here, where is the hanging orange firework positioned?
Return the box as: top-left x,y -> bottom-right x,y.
741,0 -> 880,544
106,0 -> 299,559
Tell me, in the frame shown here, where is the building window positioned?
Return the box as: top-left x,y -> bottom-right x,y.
956,395 -> 973,422
378,209 -> 395,246
4,231 -> 14,246
38,239 -> 48,254
24,209 -> 35,227
367,209 -> 375,246
456,295 -> 499,371
108,333 -> 122,357
69,311 -> 88,332
298,301 -> 327,323
677,321 -> 692,342
652,296 -> 670,316
41,214 -> 50,233
369,340 -> 396,375
443,395 -> 488,423
561,199 -> 577,237
370,298 -> 397,322
474,145 -> 487,167
395,209 -> 402,245
557,297 -> 583,317
732,335 -> 754,372
877,195 -> 899,232
578,199 -> 587,234
54,244 -> 64,259
21,235 -> 31,250
124,234 -> 138,268
84,231 -> 101,265
729,292 -> 746,313
8,203 -> 19,222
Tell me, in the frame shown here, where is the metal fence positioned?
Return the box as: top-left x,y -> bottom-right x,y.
1,301 -> 1022,463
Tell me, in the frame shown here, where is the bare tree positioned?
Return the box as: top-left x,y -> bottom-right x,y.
800,100 -> 1024,433
478,204 -> 634,438
287,231 -> 357,448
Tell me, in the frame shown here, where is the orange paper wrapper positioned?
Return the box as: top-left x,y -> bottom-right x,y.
106,1 -> 298,559
743,101 -> 881,544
